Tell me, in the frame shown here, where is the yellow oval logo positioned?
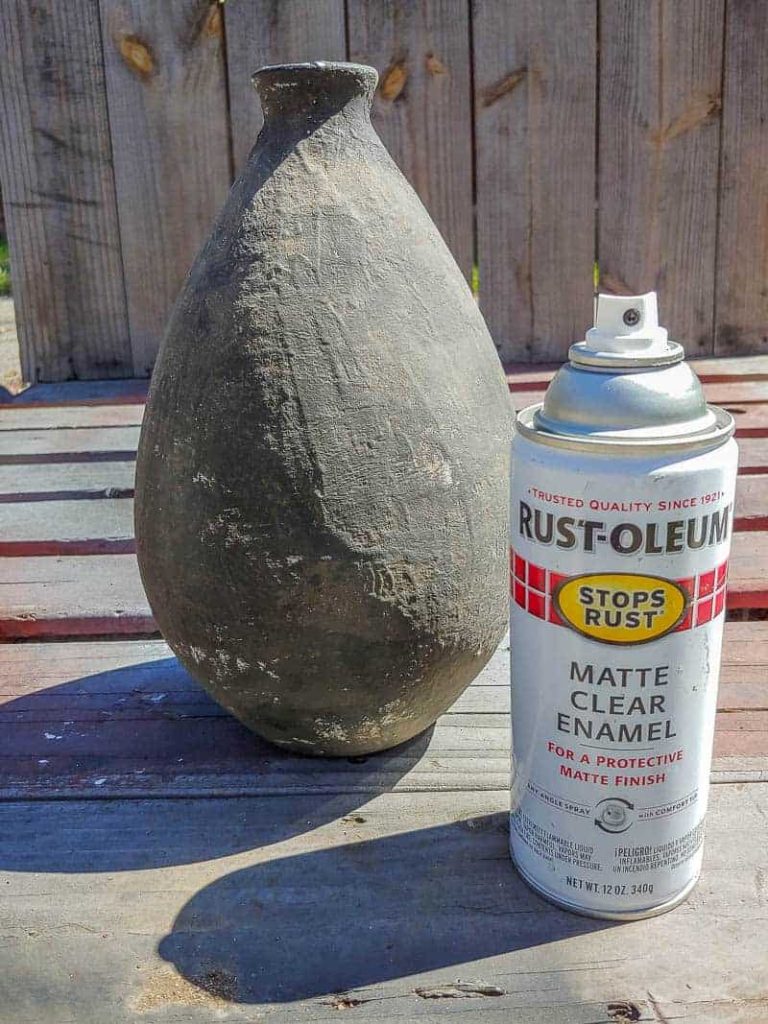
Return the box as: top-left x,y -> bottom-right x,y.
554,573 -> 689,645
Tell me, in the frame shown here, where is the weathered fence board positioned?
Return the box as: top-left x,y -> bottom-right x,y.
715,0 -> 768,356
0,0 -> 131,382
99,0 -> 231,375
4,0 -> 768,378
473,0 -> 597,362
348,0 -> 474,278
598,0 -> 724,356
225,0 -> 347,174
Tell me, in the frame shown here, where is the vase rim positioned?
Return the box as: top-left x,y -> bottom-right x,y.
252,61 -> 378,86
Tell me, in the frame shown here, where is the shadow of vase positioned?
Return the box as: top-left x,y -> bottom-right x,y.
0,653 -> 434,872
157,810 -> 613,1006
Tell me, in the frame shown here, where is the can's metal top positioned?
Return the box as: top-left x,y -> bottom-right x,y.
517,292 -> 735,453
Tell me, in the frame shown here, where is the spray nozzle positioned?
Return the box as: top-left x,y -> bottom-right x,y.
585,292 -> 669,355
568,290 -> 681,368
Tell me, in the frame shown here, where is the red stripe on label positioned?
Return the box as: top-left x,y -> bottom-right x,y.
509,549 -> 729,633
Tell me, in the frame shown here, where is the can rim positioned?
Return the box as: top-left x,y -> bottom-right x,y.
569,338 -> 686,370
515,403 -> 735,454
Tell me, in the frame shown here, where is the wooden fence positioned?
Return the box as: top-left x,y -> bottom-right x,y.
1,0 -> 767,382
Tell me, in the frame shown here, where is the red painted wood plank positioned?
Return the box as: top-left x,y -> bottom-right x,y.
0,499 -> 135,556
0,640 -> 181,694
512,386 -> 768,438
0,461 -> 135,502
0,669 -> 762,717
714,721 -> 768,758
720,620 -> 768,664
690,355 -> 768,381
10,390 -> 768,443
717,682 -> 768,710
509,380 -> 768,405
0,630 -> 765,704
504,355 -> 768,389
734,476 -> 768,530
511,383 -> 768,409
0,479 -> 759,556
0,539 -> 135,556
727,531 -> 768,608
716,403 -> 768,436
3,357 -> 768,408
0,469 -> 758,553
0,630 -> 762,801
0,532 -> 764,645
0,425 -> 140,464
0,555 -> 154,638
0,403 -> 145,429
697,381 -> 768,404
508,410 -> 768,472
738,438 -> 768,473
5,380 -> 149,406
0,640 -> 762,780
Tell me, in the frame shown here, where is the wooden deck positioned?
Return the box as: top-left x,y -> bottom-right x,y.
1,361 -> 767,1023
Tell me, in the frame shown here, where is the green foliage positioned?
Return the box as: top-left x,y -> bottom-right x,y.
0,237 -> 10,296
471,263 -> 480,298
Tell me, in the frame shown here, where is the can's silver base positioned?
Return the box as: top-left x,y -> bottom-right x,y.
510,847 -> 700,921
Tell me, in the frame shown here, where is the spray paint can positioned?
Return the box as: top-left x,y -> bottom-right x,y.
509,292 -> 737,919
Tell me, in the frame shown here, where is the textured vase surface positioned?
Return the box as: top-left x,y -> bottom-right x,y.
135,62 -> 514,756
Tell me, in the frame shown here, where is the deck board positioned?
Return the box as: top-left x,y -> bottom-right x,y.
737,436 -> 768,472
503,355 -> 768,388
0,633 -> 764,802
510,380 -> 768,405
506,388 -> 768,438
0,402 -> 145,429
0,554 -> 154,638
0,785 -> 765,1023
4,354 -> 768,402
0,461 -> 135,502
0,498 -> 134,555
2,487 -> 760,548
2,530 -> 765,639
2,368 -> 768,1022
725,532 -> 768,607
0,424 -> 140,463
0,365 -> 767,636
735,475 -> 768,529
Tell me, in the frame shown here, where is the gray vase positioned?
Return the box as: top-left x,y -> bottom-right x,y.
135,62 -> 514,756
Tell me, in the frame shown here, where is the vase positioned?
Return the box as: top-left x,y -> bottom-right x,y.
135,61 -> 514,756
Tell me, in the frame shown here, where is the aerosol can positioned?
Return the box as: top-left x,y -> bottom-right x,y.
509,292 -> 737,919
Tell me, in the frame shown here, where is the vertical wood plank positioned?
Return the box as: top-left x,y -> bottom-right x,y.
473,0 -> 597,362
0,0 -> 131,383
100,0 -> 231,376
348,0 -> 474,279
225,0 -> 347,175
716,0 -> 768,355
599,0 -> 724,356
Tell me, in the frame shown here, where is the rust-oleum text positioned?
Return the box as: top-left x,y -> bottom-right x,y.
518,501 -> 731,554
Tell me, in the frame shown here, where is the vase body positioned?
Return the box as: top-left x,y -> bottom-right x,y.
135,62 -> 514,756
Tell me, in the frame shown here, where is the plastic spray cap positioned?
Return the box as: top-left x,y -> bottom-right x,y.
527,288 -> 730,443
570,291 -> 684,369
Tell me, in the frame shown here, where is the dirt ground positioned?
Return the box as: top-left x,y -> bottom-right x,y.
0,297 -> 23,396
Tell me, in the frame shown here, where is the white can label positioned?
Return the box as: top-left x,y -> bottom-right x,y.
509,440 -> 737,916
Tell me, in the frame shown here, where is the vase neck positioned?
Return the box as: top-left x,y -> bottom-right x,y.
252,62 -> 377,131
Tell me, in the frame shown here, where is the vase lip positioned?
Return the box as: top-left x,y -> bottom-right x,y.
252,61 -> 378,90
